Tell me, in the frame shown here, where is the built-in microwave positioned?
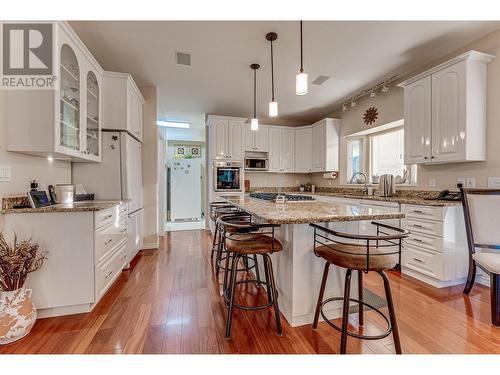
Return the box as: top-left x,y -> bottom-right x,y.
213,161 -> 243,192
245,157 -> 268,171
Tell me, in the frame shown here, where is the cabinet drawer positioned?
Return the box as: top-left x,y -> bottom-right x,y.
404,218 -> 443,237
95,223 -> 127,264
402,245 -> 442,279
95,208 -> 115,229
118,204 -> 128,219
406,232 -> 443,253
96,241 -> 127,298
403,204 -> 443,221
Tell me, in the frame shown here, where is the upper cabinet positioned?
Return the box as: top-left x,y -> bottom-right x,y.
207,116 -> 245,160
294,127 -> 313,173
5,22 -> 103,162
268,127 -> 295,173
101,71 -> 145,142
243,125 -> 269,152
400,50 -> 494,165
311,118 -> 341,172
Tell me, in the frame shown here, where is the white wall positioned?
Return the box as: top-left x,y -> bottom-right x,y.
0,91 -> 72,227
245,172 -> 310,189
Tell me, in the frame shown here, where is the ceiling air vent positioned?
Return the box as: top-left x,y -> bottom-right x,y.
311,75 -> 330,85
176,52 -> 191,66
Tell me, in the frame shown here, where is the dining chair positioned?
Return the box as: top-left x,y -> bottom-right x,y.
461,188 -> 500,326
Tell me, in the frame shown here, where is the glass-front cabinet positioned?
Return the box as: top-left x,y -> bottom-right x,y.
56,26 -> 102,162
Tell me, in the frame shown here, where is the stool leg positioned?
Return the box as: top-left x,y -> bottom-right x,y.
211,222 -> 219,261
243,256 -> 249,270
312,262 -> 330,330
463,259 -> 477,295
253,255 -> 261,287
490,273 -> 500,326
223,251 -> 232,295
379,270 -> 402,354
264,254 -> 282,336
215,231 -> 224,277
225,253 -> 241,340
340,269 -> 352,354
263,255 -> 272,303
358,270 -> 364,326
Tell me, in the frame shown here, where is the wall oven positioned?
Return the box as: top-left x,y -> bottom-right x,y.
213,161 -> 243,192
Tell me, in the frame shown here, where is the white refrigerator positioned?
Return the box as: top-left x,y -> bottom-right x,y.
72,130 -> 144,259
170,158 -> 202,222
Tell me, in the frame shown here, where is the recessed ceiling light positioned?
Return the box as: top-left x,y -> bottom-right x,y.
157,120 -> 190,129
175,52 -> 191,66
311,75 -> 330,85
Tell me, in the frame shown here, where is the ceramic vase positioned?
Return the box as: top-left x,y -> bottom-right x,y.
0,287 -> 37,345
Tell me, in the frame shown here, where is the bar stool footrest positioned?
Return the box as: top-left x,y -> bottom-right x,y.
223,279 -> 277,310
217,254 -> 257,273
320,297 -> 392,340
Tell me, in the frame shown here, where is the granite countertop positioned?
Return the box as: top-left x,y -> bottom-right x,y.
307,192 -> 462,207
1,200 -> 127,214
222,195 -> 405,225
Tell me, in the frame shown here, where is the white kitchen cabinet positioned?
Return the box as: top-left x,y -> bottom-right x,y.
102,71 -> 145,142
400,50 -> 493,165
294,127 -> 313,173
208,116 -> 245,160
243,125 -> 269,152
5,22 -> 103,162
311,118 -> 340,172
404,76 -> 432,164
268,126 -> 295,173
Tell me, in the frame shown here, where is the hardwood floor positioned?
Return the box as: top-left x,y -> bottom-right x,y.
1,230 -> 498,354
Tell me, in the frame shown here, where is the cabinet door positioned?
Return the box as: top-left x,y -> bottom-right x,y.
431,61 -> 467,163
228,120 -> 244,160
312,122 -> 326,171
84,70 -> 101,161
404,76 -> 432,164
268,127 -> 282,172
210,118 -> 229,159
134,93 -> 143,141
243,126 -> 255,151
294,127 -> 312,172
281,128 -> 295,172
254,126 -> 269,152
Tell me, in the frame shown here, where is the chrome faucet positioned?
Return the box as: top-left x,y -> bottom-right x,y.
350,172 -> 368,195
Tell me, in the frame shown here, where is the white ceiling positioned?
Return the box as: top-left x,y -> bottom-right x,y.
70,21 -> 500,127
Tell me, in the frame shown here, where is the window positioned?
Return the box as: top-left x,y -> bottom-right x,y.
370,128 -> 405,178
346,122 -> 415,185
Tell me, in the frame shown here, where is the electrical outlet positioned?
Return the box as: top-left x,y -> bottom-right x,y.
0,166 -> 11,182
428,178 -> 436,188
456,177 -> 466,187
487,177 -> 500,188
466,177 -> 476,188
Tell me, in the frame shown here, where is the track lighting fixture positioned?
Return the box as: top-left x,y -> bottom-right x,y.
342,76 -> 397,111
342,103 -> 347,111
382,83 -> 389,92
370,89 -> 376,98
351,100 -> 357,107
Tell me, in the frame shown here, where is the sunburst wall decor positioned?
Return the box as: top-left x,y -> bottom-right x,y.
363,107 -> 378,125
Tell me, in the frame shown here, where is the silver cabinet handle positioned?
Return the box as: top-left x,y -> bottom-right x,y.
105,239 -> 113,245
120,228 -> 127,233
103,214 -> 113,220
105,269 -> 113,279
413,224 -> 424,228
413,238 -> 423,243
413,210 -> 424,214
412,258 -> 424,263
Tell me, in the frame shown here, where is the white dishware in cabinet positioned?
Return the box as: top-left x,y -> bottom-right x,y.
5,22 -> 103,162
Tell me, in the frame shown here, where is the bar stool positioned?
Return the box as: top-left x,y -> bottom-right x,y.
310,222 -> 409,354
209,202 -> 238,261
217,217 -> 283,339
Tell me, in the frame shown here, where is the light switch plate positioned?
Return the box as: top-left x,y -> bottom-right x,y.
487,177 -> 500,188
0,166 -> 11,182
466,177 -> 476,188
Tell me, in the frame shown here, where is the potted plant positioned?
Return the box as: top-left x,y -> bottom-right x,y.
0,232 -> 46,345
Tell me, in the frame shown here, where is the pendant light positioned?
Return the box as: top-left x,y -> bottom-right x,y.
296,20 -> 308,96
250,63 -> 260,131
266,32 -> 278,117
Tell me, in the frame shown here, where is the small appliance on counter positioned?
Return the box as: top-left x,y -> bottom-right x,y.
54,184 -> 74,204
378,174 -> 395,197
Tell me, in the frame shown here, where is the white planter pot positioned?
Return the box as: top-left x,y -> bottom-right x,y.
0,287 -> 37,345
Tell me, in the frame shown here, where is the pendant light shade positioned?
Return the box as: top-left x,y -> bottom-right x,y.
250,63 -> 260,131
296,21 -> 308,96
266,32 -> 279,117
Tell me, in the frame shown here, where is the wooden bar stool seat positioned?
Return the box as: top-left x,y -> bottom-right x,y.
226,233 -> 283,254
310,221 -> 409,354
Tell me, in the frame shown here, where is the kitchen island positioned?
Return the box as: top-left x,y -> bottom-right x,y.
221,195 -> 405,327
